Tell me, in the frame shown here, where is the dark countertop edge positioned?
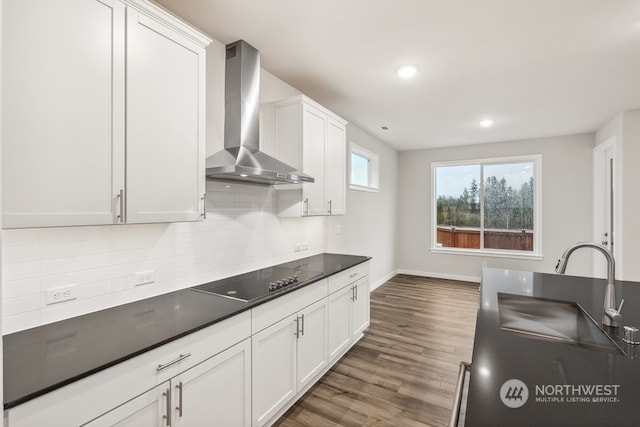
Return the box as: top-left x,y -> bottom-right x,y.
3,306 -> 251,409
3,253 -> 371,410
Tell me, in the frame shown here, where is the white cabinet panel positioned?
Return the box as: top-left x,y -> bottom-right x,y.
125,11 -> 205,223
352,277 -> 371,338
83,384 -> 164,427
3,0 -> 125,227
252,314 -> 298,426
296,299 -> 328,389
325,118 -> 346,215
301,105 -> 328,216
327,285 -> 352,361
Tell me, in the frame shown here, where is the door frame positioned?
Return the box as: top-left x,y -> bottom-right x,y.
593,137 -> 623,279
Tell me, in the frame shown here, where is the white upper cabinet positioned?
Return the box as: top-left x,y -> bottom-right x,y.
273,95 -> 347,217
2,0 -> 210,228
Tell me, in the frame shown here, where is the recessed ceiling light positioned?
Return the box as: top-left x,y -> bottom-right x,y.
479,119 -> 494,128
397,65 -> 418,79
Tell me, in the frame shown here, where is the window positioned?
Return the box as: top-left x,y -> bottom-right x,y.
349,142 -> 379,192
432,155 -> 542,257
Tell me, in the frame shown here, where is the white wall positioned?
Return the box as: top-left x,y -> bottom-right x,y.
596,109 -> 640,281
326,125 -> 399,290
396,133 -> 595,282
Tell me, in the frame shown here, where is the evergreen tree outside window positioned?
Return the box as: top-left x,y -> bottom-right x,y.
432,155 -> 542,256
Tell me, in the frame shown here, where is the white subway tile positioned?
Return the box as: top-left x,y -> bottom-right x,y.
3,261 -> 40,281
3,294 -> 41,316
2,244 -> 40,264
40,226 -> 112,244
40,239 -> 112,261
2,229 -> 40,247
40,253 -> 112,276
112,236 -> 165,252
4,278 -> 41,299
40,267 -> 112,289
3,311 -> 42,334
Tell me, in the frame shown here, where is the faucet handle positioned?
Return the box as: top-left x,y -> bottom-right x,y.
617,299 -> 625,314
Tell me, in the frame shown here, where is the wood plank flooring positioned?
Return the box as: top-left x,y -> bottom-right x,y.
273,274 -> 480,427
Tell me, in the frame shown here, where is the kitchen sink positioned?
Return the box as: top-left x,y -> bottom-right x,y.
497,293 -> 625,355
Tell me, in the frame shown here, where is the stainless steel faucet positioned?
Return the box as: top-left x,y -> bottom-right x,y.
555,242 -> 623,328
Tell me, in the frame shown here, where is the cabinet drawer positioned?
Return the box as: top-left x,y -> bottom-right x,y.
5,311 -> 251,427
251,279 -> 328,334
328,262 -> 369,294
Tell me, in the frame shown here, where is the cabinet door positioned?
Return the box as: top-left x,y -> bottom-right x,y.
296,299 -> 328,390
252,314 -> 298,427
301,105 -> 327,216
82,383 -> 165,427
3,0 -> 125,228
327,285 -> 353,362
174,339 -> 251,427
325,118 -> 346,215
352,277 -> 371,338
125,9 -> 205,223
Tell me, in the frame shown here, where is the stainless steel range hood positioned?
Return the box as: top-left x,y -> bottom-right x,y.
206,40 -> 313,185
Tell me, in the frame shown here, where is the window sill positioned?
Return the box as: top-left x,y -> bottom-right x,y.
430,247 -> 544,261
349,184 -> 379,193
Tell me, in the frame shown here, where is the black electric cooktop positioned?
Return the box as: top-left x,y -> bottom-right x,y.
192,265 -> 323,302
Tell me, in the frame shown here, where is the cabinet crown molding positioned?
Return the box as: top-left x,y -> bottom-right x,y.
121,0 -> 212,47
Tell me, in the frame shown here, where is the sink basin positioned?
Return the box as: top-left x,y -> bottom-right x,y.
497,293 -> 624,355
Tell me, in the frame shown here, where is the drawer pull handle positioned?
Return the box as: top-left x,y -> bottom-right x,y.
349,272 -> 359,278
157,353 -> 192,372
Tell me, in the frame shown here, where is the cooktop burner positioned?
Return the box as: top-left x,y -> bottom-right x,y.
192,265 -> 323,303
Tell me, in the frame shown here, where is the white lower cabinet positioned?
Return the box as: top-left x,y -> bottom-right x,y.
328,270 -> 370,362
252,299 -> 328,427
85,338 -> 252,427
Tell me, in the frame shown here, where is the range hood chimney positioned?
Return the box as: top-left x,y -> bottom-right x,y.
205,40 -> 313,185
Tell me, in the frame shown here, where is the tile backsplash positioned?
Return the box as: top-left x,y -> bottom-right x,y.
2,182 -> 324,334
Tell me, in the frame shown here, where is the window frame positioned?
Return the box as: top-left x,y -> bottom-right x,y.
349,142 -> 380,193
430,154 -> 543,259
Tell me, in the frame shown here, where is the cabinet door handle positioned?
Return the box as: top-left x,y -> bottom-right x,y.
349,272 -> 359,279
156,353 -> 192,372
175,382 -> 183,417
117,189 -> 125,223
351,286 -> 356,302
294,317 -> 299,338
201,194 -> 207,220
328,200 -> 332,214
163,387 -> 172,426
303,198 -> 309,216
300,314 -> 305,336
355,284 -> 358,301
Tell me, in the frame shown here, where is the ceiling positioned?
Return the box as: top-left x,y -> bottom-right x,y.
156,0 -> 640,152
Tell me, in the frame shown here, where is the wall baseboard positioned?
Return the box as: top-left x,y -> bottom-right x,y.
370,270 -> 397,291
396,269 -> 481,283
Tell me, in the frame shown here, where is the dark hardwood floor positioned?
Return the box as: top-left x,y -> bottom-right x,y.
274,274 -> 480,427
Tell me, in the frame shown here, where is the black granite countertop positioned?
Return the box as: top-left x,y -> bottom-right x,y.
3,253 -> 370,410
465,268 -> 640,427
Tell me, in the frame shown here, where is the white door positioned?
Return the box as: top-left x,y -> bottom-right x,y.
3,0 -> 125,228
252,314 -> 298,426
352,277 -> 370,338
296,299 -> 328,389
125,8 -> 204,223
82,383 -> 165,427
593,139 -> 618,278
174,339 -> 251,427
325,118 -> 347,215
327,285 -> 353,361
302,105 -> 327,216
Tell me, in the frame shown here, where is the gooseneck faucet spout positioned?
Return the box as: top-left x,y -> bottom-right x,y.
555,242 -> 623,328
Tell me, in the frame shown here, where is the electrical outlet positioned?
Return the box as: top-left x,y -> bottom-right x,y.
135,270 -> 155,286
45,285 -> 77,305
